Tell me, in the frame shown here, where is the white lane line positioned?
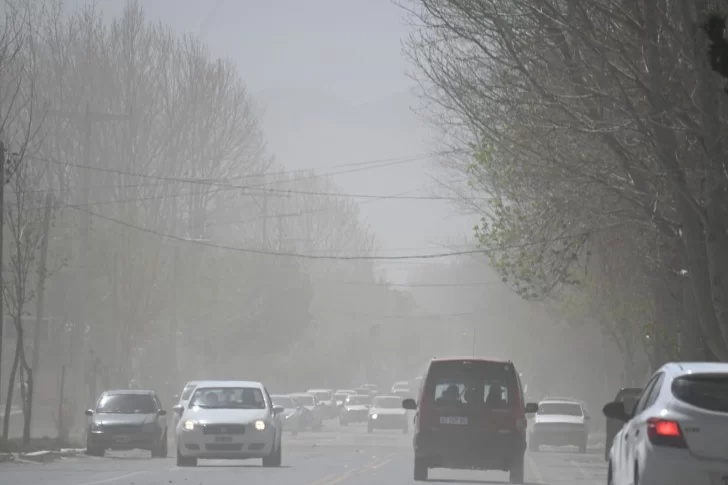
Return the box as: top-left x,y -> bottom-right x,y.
75,471 -> 146,485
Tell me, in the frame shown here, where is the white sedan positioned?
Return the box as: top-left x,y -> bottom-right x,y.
173,380 -> 284,467
605,362 -> 728,485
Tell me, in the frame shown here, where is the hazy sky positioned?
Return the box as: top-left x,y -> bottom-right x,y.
68,0 -> 477,281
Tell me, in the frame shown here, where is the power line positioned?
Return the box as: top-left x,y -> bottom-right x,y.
66,204 -> 587,260
312,280 -> 501,288
27,154 -> 484,201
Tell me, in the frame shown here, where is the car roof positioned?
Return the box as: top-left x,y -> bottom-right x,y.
290,392 -> 314,396
349,394 -> 370,398
374,395 -> 400,399
431,357 -> 512,364
335,390 -> 354,394
103,389 -> 155,395
663,362 -> 728,374
307,388 -> 332,392
539,399 -> 583,405
193,380 -> 264,389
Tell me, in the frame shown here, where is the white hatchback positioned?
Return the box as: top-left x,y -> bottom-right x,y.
605,362 -> 728,485
173,380 -> 284,467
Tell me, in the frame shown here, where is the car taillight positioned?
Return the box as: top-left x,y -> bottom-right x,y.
510,388 -> 524,430
646,418 -> 687,448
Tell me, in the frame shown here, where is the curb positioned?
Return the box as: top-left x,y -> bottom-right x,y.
19,450 -> 61,463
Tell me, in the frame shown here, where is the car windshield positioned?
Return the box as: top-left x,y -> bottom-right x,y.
189,387 -> 266,409
312,391 -> 331,401
292,395 -> 314,406
271,396 -> 295,408
347,395 -> 371,405
180,384 -> 196,401
538,402 -> 583,416
373,397 -> 401,409
96,393 -> 157,414
430,360 -> 516,409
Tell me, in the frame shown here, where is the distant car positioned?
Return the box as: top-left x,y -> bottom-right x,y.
333,391 -> 354,415
173,380 -> 284,467
403,357 -> 538,483
368,395 -> 408,434
604,362 -> 728,485
270,394 -> 303,435
354,387 -> 374,396
362,384 -> 378,394
340,394 -> 373,426
605,387 -> 641,461
529,398 -> 590,453
307,389 -> 336,418
393,389 -> 413,400
290,393 -> 324,431
85,389 -> 168,458
173,381 -> 208,430
391,381 -> 409,393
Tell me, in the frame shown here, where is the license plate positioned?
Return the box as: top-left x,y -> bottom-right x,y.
440,416 -> 468,425
113,435 -> 130,443
215,436 -> 233,442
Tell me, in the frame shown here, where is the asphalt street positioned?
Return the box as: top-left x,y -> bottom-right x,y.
1,421 -> 607,485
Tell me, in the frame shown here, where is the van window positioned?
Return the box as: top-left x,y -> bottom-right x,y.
428,360 -> 515,409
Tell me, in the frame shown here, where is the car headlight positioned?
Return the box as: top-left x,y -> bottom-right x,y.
183,420 -> 196,431
254,420 -> 266,431
371,414 -> 378,420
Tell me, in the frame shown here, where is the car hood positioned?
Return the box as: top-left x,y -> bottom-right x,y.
534,414 -> 585,425
95,413 -> 157,426
183,408 -> 269,423
345,405 -> 370,412
370,408 -> 406,416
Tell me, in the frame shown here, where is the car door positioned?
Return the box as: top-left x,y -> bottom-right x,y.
621,373 -> 664,484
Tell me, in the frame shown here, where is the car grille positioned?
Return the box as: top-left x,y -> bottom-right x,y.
202,424 -> 246,435
205,444 -> 243,451
103,424 -> 143,434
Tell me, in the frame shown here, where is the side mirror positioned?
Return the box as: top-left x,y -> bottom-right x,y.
602,401 -> 629,422
525,403 -> 539,414
158,409 -> 167,416
402,398 -> 417,410
273,405 -> 285,415
172,404 -> 184,414
85,409 -> 94,416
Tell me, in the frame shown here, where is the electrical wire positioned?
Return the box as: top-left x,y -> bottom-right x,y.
66,204 -> 588,260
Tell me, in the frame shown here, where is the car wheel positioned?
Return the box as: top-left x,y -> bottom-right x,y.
176,447 -> 197,467
414,457 -> 428,481
509,452 -> 525,484
152,431 -> 168,458
85,437 -> 104,457
263,441 -> 282,467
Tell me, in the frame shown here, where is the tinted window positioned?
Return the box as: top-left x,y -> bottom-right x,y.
346,395 -> 372,405
189,387 -> 265,409
428,360 -> 515,409
272,396 -> 295,408
373,397 -> 401,408
97,394 -> 157,414
672,374 -> 728,413
292,395 -> 315,406
538,402 -> 582,416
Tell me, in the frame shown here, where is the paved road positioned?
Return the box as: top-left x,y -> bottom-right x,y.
1,422 -> 607,485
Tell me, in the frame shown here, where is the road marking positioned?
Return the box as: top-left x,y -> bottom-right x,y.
74,471 -> 146,485
319,454 -> 395,485
304,473 -> 338,485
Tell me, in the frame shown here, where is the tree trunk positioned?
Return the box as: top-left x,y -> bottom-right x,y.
2,335 -> 22,440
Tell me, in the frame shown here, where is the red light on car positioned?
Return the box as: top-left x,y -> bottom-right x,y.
647,418 -> 686,448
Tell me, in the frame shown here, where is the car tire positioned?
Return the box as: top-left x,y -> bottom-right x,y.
85,437 -> 104,457
414,457 -> 428,481
176,447 -> 197,467
152,432 -> 168,458
263,441 -> 282,467
509,452 -> 525,484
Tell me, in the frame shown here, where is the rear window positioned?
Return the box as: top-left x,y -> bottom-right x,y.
427,360 -> 516,409
538,402 -> 583,416
672,374 -> 728,412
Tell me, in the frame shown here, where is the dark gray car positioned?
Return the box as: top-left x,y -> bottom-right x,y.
85,389 -> 168,457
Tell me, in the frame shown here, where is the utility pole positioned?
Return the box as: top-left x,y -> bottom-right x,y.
26,192 -> 52,443
46,104 -> 131,408
277,215 -> 283,251
0,142 -> 5,410
261,192 -> 268,245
